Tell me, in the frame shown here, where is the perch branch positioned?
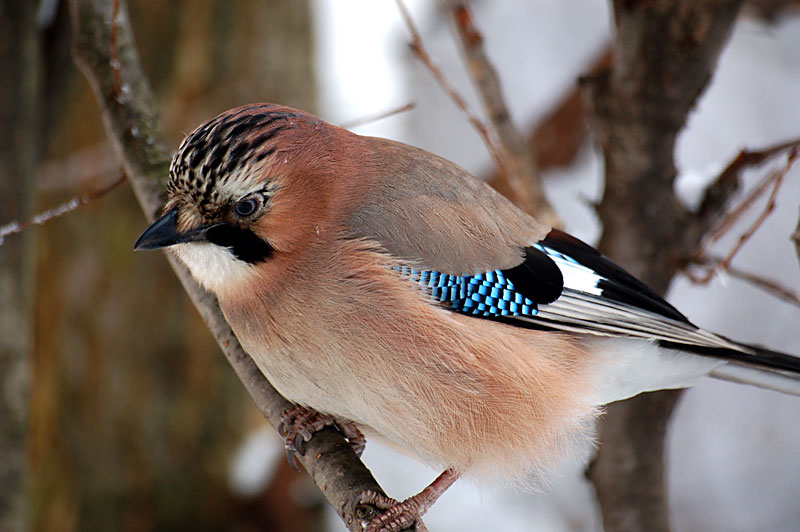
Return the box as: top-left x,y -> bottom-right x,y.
68,1 -> 393,530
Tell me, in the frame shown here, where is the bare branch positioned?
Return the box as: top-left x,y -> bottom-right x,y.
0,172 -> 126,245
446,1 -> 558,224
340,102 -> 416,129
686,255 -> 800,309
68,1 -> 392,530
485,47 -> 611,198
696,137 -> 800,243
691,149 -> 797,283
393,3 -> 508,180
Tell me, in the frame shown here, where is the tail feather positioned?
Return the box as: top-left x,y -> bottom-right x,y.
658,339 -> 800,374
710,362 -> 800,396
658,339 -> 800,397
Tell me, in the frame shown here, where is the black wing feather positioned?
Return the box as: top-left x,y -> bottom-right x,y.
541,229 -> 689,323
502,245 -> 564,306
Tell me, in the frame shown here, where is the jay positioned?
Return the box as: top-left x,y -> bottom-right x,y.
135,103 -> 800,532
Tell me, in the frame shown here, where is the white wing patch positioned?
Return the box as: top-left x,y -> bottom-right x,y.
532,243 -> 602,295
525,244 -> 747,353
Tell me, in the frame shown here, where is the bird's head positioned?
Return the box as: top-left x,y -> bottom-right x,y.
134,103 -> 337,294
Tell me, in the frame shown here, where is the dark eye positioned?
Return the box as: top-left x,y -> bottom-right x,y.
234,198 -> 259,217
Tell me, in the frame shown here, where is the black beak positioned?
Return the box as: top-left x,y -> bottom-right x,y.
134,208 -> 216,250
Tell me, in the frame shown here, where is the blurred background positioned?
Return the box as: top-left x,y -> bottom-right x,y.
3,0 -> 800,530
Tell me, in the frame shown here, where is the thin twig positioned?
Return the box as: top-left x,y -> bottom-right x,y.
393,1 -> 505,172
0,172 -> 127,245
691,149 -> 797,284
706,161 -> 785,244
446,1 -> 557,223
704,139 -> 800,244
686,255 -> 800,309
695,137 -> 800,243
340,102 -> 416,129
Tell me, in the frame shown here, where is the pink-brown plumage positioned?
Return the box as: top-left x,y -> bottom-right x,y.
173,104 -> 596,479
135,103 -> 800,530
223,237 -> 597,480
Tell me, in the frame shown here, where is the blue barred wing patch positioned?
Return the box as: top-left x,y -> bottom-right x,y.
395,266 -> 539,317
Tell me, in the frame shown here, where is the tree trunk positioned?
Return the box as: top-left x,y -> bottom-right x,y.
0,1 -> 40,530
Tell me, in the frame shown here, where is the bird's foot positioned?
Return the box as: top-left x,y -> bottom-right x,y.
278,405 -> 366,469
357,491 -> 429,532
355,468 -> 460,532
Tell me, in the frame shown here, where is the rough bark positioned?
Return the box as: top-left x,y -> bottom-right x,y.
582,2 -> 745,532
0,2 -> 40,530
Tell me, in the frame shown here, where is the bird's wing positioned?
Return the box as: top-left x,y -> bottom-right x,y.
390,227 -> 741,352
345,138 -> 550,274
345,139 -> 734,350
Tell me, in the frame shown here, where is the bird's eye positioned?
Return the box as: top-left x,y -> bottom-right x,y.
234,198 -> 259,217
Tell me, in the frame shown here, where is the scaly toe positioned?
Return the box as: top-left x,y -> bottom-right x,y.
354,491 -> 426,532
279,406 -> 367,465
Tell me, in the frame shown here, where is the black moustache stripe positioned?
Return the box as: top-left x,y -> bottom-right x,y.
205,224 -> 274,264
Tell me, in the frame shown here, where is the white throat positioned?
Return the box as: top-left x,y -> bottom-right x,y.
171,241 -> 257,294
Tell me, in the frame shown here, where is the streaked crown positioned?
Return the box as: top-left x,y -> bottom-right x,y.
166,104 -> 311,226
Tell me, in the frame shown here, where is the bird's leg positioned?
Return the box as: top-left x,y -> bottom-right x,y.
279,405 -> 366,469
356,468 -> 460,532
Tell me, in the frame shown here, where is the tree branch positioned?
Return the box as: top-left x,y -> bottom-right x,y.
68,1 -> 392,530
0,172 -> 126,243
687,255 -> 800,309
691,150 -> 796,284
484,47 -> 611,198
695,138 -> 800,249
395,0 -> 497,157
340,102 -> 416,129
446,1 -> 558,224
582,1 -> 745,531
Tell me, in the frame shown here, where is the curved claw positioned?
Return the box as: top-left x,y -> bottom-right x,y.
293,432 -> 308,456
285,448 -> 301,472
282,426 -> 309,471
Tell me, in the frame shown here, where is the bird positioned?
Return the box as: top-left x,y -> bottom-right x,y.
135,103 -> 800,532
